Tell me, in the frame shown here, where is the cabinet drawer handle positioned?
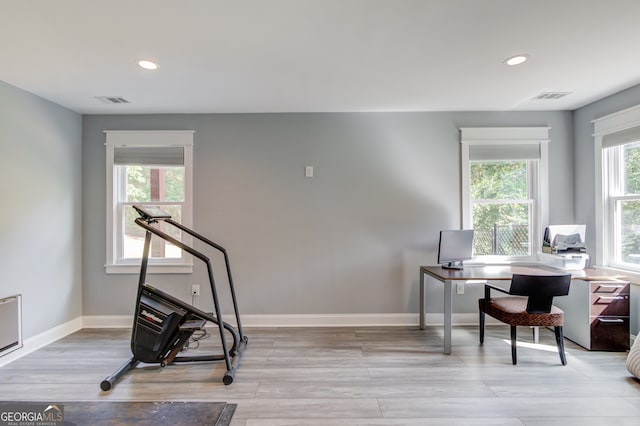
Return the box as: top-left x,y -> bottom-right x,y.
596,296 -> 625,301
597,318 -> 625,323
594,284 -> 627,293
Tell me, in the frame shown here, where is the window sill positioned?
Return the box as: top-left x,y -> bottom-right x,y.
465,255 -> 540,266
105,263 -> 193,275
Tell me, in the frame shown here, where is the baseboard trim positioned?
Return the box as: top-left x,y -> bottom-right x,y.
0,313 -> 498,366
81,313 -> 489,328
0,317 -> 83,368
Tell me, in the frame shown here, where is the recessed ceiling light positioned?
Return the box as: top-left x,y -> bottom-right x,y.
504,54 -> 528,66
137,60 -> 158,70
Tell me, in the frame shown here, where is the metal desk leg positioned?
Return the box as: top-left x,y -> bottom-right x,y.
443,279 -> 453,354
420,268 -> 425,329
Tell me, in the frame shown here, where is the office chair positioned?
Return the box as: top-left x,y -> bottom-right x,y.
478,273 -> 572,365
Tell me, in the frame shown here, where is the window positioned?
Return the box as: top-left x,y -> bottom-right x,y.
461,127 -> 550,261
105,130 -> 194,274
603,141 -> 640,268
594,104 -> 640,272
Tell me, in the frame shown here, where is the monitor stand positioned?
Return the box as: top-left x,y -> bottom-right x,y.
442,261 -> 464,270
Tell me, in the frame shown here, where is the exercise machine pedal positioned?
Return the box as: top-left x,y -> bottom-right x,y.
180,319 -> 206,331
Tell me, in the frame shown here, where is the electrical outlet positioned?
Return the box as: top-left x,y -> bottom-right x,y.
192,284 -> 200,296
456,282 -> 464,295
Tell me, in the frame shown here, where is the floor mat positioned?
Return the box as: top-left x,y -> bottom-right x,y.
1,401 -> 236,426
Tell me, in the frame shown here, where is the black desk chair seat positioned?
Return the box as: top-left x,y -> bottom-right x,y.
478,273 -> 571,365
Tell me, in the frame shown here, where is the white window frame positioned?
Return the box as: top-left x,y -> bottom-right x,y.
105,130 -> 194,274
460,127 -> 550,263
593,104 -> 640,273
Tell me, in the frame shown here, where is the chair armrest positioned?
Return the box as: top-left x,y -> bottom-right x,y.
484,283 -> 510,300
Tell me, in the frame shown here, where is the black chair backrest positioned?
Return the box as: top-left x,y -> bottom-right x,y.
509,273 -> 572,314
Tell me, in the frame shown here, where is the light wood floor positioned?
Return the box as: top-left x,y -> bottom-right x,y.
1,325 -> 640,425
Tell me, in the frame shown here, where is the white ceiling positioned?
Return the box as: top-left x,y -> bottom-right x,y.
2,0 -> 640,114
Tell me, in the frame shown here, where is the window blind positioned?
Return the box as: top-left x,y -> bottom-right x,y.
113,146 -> 184,166
468,143 -> 540,161
601,125 -> 640,149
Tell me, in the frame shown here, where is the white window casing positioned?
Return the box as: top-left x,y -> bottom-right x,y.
593,104 -> 640,272
105,130 -> 194,274
460,127 -> 550,262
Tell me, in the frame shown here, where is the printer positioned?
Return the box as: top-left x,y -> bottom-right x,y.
540,224 -> 589,270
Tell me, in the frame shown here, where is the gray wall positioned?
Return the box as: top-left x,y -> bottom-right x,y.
573,82 -> 640,334
0,81 -> 82,339
82,111 -> 573,317
1,75 -> 635,334
573,83 -> 640,261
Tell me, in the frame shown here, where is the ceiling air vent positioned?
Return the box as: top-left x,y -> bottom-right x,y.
95,96 -> 130,104
531,92 -> 571,100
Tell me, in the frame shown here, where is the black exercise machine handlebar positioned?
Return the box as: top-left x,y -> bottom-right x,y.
100,205 -> 247,391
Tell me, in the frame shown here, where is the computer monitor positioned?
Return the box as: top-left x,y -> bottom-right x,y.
437,229 -> 474,270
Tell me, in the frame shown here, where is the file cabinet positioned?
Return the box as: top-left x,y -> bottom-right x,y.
554,279 -> 630,351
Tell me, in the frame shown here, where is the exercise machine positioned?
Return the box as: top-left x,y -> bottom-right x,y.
100,205 -> 247,391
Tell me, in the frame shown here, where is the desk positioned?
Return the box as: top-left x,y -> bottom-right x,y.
419,265 -> 625,354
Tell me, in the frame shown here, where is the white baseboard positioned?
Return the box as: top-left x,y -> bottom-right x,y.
81,312 -> 489,328
0,313 -> 500,367
0,317 -> 83,368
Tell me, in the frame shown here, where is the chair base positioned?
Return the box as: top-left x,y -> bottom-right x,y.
479,308 -> 567,365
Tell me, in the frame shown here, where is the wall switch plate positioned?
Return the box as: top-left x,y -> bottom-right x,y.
456,282 -> 464,295
305,166 -> 314,178
192,284 -> 200,296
